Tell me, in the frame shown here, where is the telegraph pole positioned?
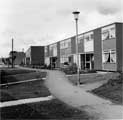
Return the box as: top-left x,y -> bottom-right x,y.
12,38 -> 14,68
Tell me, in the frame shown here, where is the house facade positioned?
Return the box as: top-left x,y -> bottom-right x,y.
44,22 -> 123,72
9,51 -> 25,65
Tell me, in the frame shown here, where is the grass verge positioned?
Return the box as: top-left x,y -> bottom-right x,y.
68,72 -> 120,85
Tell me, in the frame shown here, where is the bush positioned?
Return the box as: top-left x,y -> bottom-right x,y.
79,69 -> 97,74
61,63 -> 77,74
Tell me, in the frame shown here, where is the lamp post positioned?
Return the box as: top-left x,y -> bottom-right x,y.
72,11 -> 80,85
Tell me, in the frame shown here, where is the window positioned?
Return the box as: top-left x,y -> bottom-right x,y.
102,24 -> 116,40
49,44 -> 57,56
110,51 -> 116,63
103,52 -> 110,63
60,39 -> 71,56
110,27 -> 115,38
78,35 -> 84,44
84,32 -> 94,42
90,34 -> 94,40
60,55 -> 68,63
103,50 -> 116,63
85,36 -> 90,41
78,38 -> 82,44
102,30 -> 109,40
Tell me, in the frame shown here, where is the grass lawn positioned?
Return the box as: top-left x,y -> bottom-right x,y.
68,72 -> 120,85
1,68 -> 36,76
1,68 -> 46,84
0,68 -> 49,102
0,80 -> 50,102
1,99 -> 94,120
91,73 -> 123,104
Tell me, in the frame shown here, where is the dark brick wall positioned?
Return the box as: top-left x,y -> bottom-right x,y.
71,36 -> 76,54
31,46 -> 44,65
78,38 -> 84,53
116,23 -> 123,72
94,28 -> 102,70
47,46 -> 49,57
56,42 -> 60,67
45,46 -> 49,57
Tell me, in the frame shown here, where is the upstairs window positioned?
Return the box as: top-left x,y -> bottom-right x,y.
110,27 -> 115,38
78,35 -> 84,44
84,32 -> 94,42
102,24 -> 116,40
102,30 -> 110,40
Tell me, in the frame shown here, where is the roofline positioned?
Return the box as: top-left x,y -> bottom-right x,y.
25,46 -> 44,52
30,46 -> 44,47
46,22 -> 123,47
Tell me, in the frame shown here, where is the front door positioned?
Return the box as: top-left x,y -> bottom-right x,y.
80,53 -> 94,70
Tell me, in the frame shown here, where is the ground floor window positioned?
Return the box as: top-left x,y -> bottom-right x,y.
60,55 -> 68,63
102,50 -> 116,63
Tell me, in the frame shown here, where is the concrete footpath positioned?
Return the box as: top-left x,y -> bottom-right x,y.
45,70 -> 123,120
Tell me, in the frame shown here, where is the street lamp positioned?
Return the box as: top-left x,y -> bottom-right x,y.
72,11 -> 80,85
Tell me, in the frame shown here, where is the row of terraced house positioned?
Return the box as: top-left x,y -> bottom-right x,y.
25,22 -> 123,72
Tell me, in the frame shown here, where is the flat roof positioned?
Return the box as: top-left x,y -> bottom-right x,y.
46,22 -> 123,47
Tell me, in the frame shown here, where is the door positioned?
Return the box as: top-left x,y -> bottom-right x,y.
80,53 -> 94,70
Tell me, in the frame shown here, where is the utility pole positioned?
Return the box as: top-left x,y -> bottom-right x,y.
12,38 -> 14,68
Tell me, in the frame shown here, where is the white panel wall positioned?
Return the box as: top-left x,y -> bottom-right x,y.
84,31 -> 94,52
45,57 -> 50,66
84,40 -> 94,52
73,54 -> 77,64
73,54 -> 81,68
49,43 -> 57,57
53,45 -> 57,56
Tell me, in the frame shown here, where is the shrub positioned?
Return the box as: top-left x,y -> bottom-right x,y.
61,63 -> 77,74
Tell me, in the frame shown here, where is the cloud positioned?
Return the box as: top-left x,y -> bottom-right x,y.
96,0 -> 122,15
0,0 -> 122,57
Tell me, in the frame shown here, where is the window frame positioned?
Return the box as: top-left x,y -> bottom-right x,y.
101,24 -> 116,41
102,50 -> 116,64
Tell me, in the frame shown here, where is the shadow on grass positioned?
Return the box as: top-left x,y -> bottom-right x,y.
1,99 -> 94,120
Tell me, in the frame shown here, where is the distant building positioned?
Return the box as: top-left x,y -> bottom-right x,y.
9,51 -> 25,65
25,46 -> 44,66
44,22 -> 123,72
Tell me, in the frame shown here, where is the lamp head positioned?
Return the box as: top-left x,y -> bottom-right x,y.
72,11 -> 80,20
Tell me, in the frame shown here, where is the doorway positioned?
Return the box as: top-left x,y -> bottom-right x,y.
80,53 -> 94,70
50,57 -> 57,68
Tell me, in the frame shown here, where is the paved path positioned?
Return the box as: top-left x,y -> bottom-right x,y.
18,67 -> 123,119
45,70 -> 123,120
0,95 -> 53,108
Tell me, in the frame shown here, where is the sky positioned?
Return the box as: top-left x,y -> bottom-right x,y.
0,0 -> 122,57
